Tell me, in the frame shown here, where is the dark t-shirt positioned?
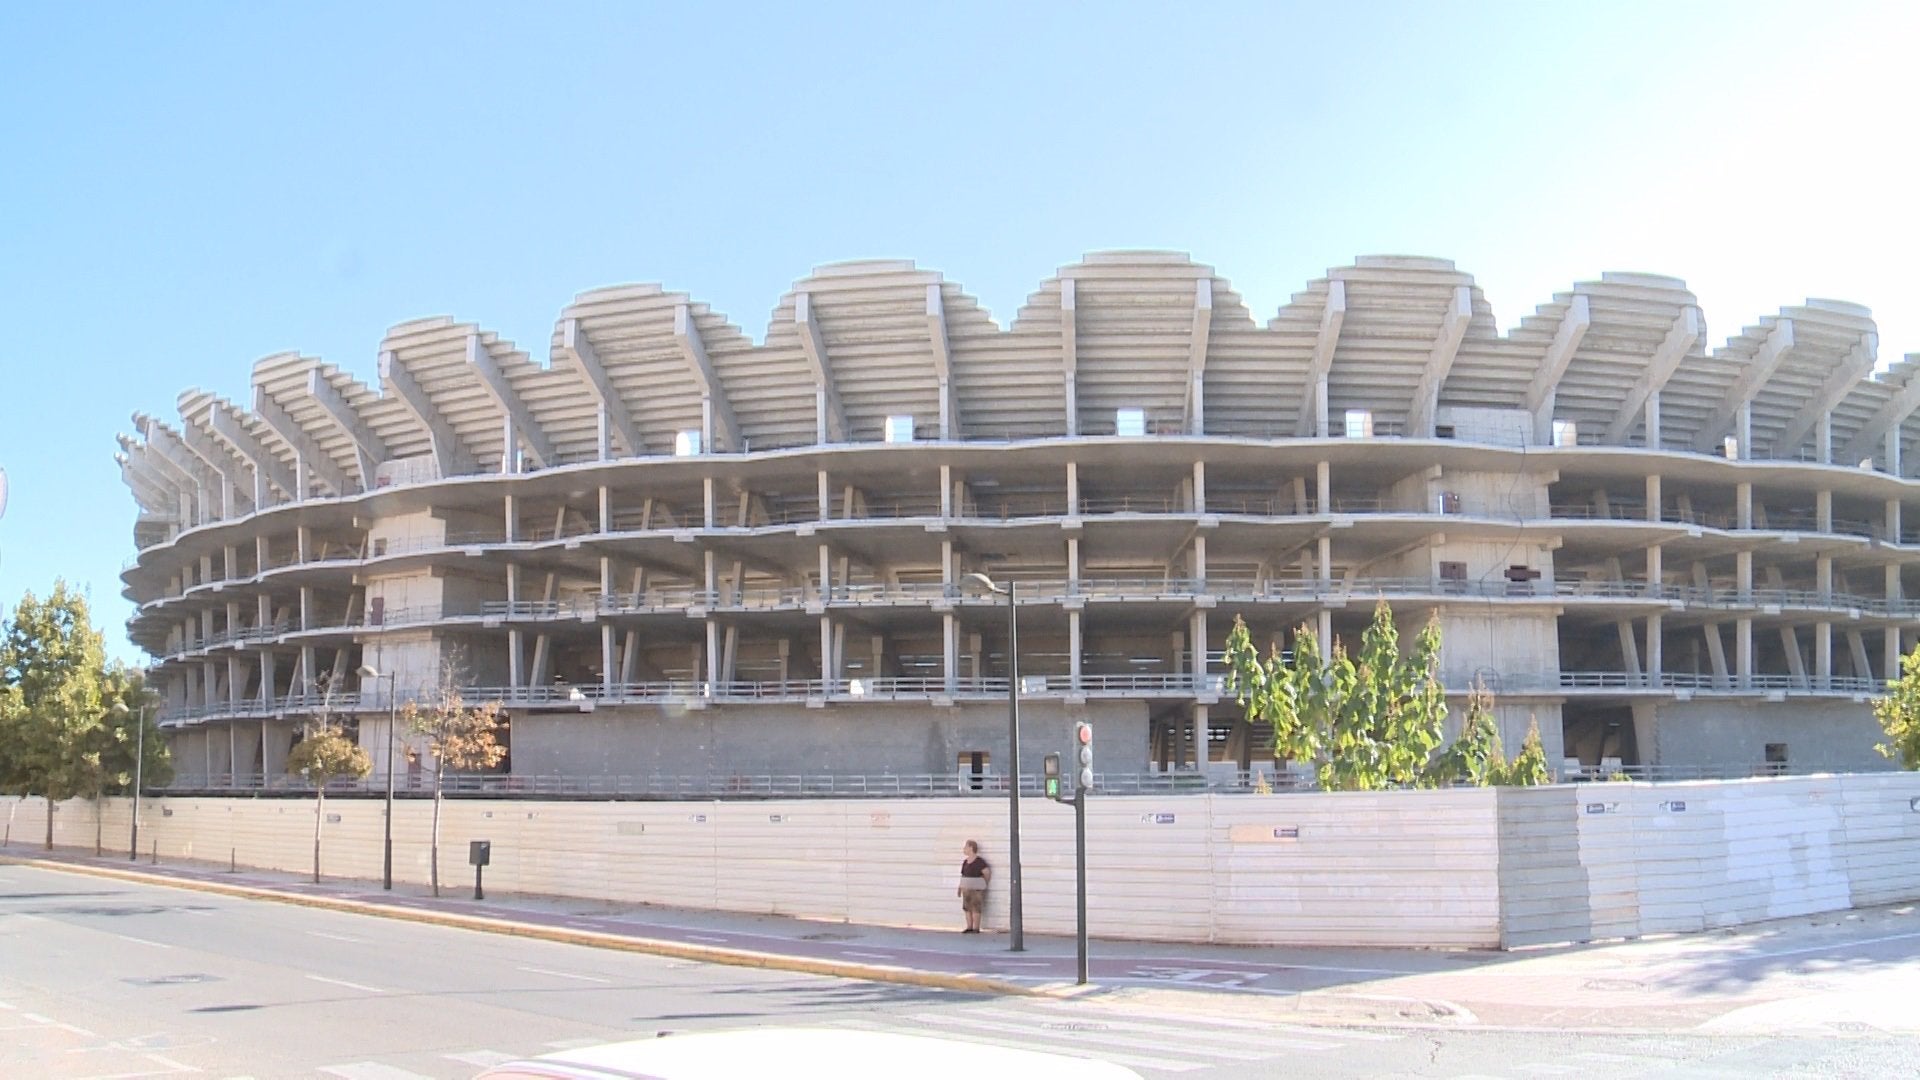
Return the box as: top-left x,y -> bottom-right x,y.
960,856 -> 989,879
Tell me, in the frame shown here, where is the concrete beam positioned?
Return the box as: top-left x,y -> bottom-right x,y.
1406,286 -> 1473,437
179,420 -> 257,515
794,292 -> 848,443
1185,278 -> 1213,435
206,405 -> 298,502
1607,306 -> 1702,444
1297,280 -> 1346,437
561,318 -> 644,459
1839,366 -> 1920,468
306,369 -> 387,485
673,304 -> 742,453
467,334 -> 553,471
1524,294 -> 1592,429
1691,318 -> 1796,453
926,284 -> 956,439
1062,279 -> 1078,435
379,350 -> 472,478
252,387 -> 354,497
1773,331 -> 1877,459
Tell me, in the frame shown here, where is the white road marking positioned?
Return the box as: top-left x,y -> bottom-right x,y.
0,1000 -> 13,1010
318,1065 -> 433,1080
442,1050 -> 516,1067
994,1008 -> 1338,1052
176,908 -> 214,918
110,934 -> 173,950
563,920 -> 602,929
61,1022 -> 100,1036
986,960 -> 1051,967
683,933 -> 728,943
897,1013 -> 1212,1071
544,1037 -> 606,1050
306,931 -> 368,944
1036,999 -> 1399,1041
1734,928 -> 1920,963
24,1011 -> 52,1022
841,951 -> 898,961
306,974 -> 385,994
516,965 -> 611,984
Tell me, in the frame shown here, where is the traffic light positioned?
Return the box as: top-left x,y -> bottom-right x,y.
1074,721 -> 1094,790
1043,753 -> 1061,799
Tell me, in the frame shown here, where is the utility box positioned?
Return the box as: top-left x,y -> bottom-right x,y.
469,840 -> 491,867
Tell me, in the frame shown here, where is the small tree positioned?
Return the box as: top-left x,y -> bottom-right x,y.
1430,680 -> 1503,787
0,582 -> 109,850
1874,643 -> 1920,768
399,658 -> 506,896
1224,600 -> 1449,791
1501,718 -> 1553,787
285,678 -> 370,883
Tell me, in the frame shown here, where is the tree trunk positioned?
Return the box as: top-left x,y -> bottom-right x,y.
430,770 -> 443,897
94,799 -> 103,857
44,798 -> 53,852
312,788 -> 324,884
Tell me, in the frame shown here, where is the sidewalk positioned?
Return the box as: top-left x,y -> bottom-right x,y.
0,842 -> 1480,1018
10,843 -> 1916,1036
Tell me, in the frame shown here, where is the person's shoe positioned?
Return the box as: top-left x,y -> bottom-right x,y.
962,928 -> 978,933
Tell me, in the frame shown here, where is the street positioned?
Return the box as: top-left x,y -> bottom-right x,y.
4,862 -> 1919,1078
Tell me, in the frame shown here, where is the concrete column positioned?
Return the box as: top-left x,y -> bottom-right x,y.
819,616 -> 835,694
817,470 -> 830,520
1817,490 -> 1833,534
1315,460 -> 1331,513
1816,621 -> 1833,689
297,526 -> 311,563
1738,403 -> 1752,459
601,626 -> 616,694
598,486 -> 611,533
1736,483 -> 1752,529
1645,474 -> 1662,523
939,465 -> 952,518
1069,611 -> 1083,690
503,494 -> 517,541
1646,390 -> 1661,449
703,477 -> 716,528
943,613 -> 959,694
1819,413 -> 1833,465
1647,613 -> 1662,687
706,620 -> 721,687
1192,460 -> 1206,513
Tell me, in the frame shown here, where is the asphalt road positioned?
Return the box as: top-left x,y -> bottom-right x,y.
4,863 -> 1917,1079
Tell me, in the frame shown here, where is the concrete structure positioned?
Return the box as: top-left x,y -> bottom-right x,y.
13,772 -> 1920,948
115,252 -> 1920,784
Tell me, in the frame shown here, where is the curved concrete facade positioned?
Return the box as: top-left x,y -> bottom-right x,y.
117,252 -> 1920,785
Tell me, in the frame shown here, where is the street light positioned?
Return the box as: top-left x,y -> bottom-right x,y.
963,571 -> 1024,952
356,663 -> 398,890
109,697 -> 150,863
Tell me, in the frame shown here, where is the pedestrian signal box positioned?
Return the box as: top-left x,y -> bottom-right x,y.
1043,753 -> 1062,800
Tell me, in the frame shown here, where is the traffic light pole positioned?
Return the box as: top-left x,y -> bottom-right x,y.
1073,785 -> 1088,985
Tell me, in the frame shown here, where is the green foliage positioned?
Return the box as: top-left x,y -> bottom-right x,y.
0,581 -> 109,807
1223,600 -> 1449,791
400,664 -> 508,895
1430,680 -> 1503,787
1500,718 -> 1553,787
1874,643 -> 1920,769
286,726 -> 371,786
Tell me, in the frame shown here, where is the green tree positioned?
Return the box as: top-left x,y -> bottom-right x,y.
0,581 -> 110,850
1430,680 -> 1504,787
1501,718 -> 1553,787
399,659 -> 507,896
1223,600 -> 1450,791
98,671 -> 173,855
1874,643 -> 1920,768
286,678 -> 371,884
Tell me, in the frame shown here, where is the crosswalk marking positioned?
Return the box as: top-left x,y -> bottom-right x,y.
888,1013 -> 1212,1072
318,1064 -> 433,1080
1011,1009 -> 1341,1053
1033,998 -> 1399,1042
443,1049 -> 516,1067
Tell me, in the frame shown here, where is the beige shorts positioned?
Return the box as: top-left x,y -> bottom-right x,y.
960,883 -> 986,914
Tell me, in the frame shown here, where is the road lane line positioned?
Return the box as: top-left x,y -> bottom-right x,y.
319,1064 -> 433,1080
24,1011 -> 52,1022
683,933 -> 728,943
306,974 -> 386,994
841,951 -> 898,961
516,965 -> 611,984
874,1017 -> 1207,1073
987,1008 -> 1339,1052
110,933 -> 173,949
306,931 -> 368,944
443,1050 -> 516,1067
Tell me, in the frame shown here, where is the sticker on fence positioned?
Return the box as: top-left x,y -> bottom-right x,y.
1227,824 -> 1300,843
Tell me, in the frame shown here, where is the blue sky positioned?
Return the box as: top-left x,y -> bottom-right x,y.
1,1 -> 1916,660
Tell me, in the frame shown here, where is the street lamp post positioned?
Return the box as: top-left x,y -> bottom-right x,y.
356,664 -> 398,890
964,571 -> 1024,952
110,699 -> 149,862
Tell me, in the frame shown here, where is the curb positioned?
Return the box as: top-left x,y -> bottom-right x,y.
0,854 -> 1043,998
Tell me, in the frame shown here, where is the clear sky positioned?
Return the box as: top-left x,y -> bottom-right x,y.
1,1 -> 1916,660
